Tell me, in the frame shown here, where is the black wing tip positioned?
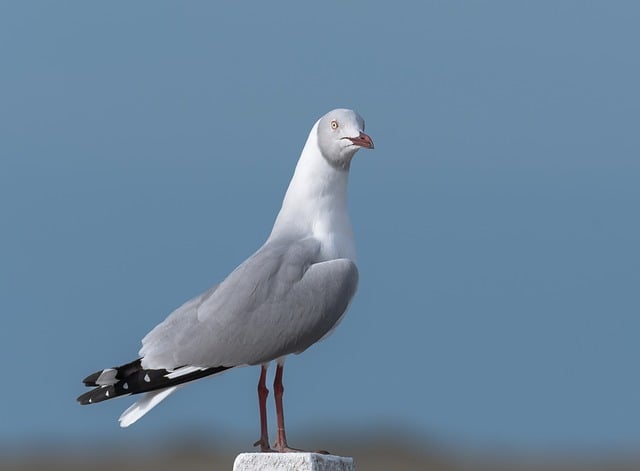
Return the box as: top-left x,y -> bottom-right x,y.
78,361 -> 233,405
82,371 -> 102,387
81,359 -> 142,387
77,385 -> 124,405
77,389 -> 96,405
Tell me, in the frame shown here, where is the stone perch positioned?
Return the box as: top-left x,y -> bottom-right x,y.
233,453 -> 354,471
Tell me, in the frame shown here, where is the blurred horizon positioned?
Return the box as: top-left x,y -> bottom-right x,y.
4,429 -> 640,471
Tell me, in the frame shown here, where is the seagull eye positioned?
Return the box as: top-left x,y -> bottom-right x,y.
330,120 -> 339,130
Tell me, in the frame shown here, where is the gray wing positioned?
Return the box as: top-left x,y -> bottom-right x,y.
139,237 -> 358,370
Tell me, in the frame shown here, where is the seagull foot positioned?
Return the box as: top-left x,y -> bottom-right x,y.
274,444 -> 303,453
273,441 -> 330,454
253,438 -> 275,452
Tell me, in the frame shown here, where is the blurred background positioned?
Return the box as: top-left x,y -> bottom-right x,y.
1,1 -> 639,470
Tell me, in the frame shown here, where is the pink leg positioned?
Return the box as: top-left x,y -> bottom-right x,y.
272,362 -> 294,452
272,362 -> 324,453
253,365 -> 273,452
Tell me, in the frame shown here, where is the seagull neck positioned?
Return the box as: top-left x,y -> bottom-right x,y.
269,128 -> 353,249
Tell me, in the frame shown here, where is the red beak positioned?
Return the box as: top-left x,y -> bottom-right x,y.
347,132 -> 374,149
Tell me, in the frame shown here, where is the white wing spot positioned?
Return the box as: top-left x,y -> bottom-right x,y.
144,374 -> 151,383
123,382 -> 129,390
105,390 -> 110,397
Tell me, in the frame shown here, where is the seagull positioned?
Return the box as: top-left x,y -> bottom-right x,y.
77,108 -> 374,452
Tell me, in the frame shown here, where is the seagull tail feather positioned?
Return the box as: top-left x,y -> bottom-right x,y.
118,386 -> 181,427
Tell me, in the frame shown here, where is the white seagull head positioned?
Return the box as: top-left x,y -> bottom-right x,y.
316,108 -> 374,169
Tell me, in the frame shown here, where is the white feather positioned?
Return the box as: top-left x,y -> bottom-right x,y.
165,365 -> 205,379
118,385 -> 182,428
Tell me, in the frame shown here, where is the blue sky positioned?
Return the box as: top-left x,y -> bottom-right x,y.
1,1 -> 639,453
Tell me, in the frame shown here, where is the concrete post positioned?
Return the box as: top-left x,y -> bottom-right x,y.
233,453 -> 354,471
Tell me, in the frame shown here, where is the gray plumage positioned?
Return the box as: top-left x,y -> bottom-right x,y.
140,238 -> 358,369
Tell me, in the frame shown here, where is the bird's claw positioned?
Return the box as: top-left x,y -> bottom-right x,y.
272,441 -> 329,454
253,438 -> 275,452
